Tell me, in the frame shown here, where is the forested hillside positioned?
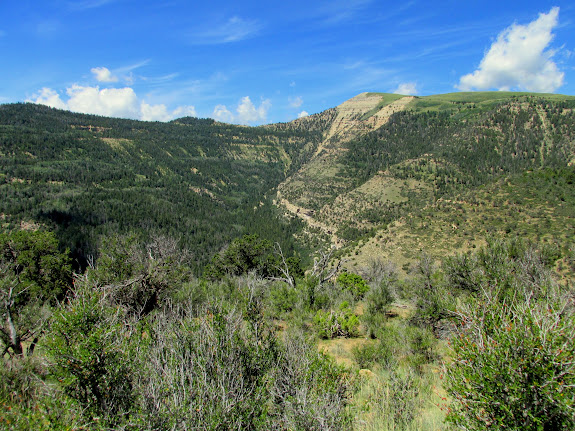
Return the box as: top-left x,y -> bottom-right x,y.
0,103 -> 323,270
3,94 -> 574,272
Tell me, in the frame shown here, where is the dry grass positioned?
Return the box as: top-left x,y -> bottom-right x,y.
318,337 -> 372,367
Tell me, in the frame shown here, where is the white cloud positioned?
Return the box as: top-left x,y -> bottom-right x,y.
458,7 -> 564,93
171,105 -> 198,119
29,84 -> 196,122
29,88 -> 68,110
91,66 -> 118,83
90,62 -> 151,86
297,111 -> 309,119
212,105 -> 234,123
237,96 -> 271,124
392,82 -> 418,95
289,96 -> 303,108
66,84 -> 140,119
213,96 -> 271,125
141,103 -> 197,122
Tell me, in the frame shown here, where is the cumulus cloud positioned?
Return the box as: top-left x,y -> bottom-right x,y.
289,96 -> 303,108
91,66 -> 118,83
30,88 -> 68,110
212,105 -> 235,123
297,111 -> 309,119
66,85 -> 140,118
141,103 -> 197,122
237,96 -> 271,124
212,96 -> 271,125
458,7 -> 564,93
392,82 -> 418,95
29,84 -> 196,122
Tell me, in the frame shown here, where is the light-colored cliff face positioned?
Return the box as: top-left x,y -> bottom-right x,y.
276,93 -> 414,246
323,93 -> 383,144
323,93 -> 413,146
366,95 -> 414,129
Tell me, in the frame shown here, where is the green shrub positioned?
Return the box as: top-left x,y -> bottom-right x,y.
352,341 -> 394,370
204,234 -> 272,280
337,272 -> 369,300
443,238 -> 575,429
0,357 -> 81,430
446,291 -> 575,430
46,287 -> 134,427
314,302 -> 359,339
365,279 -> 393,315
269,283 -> 299,314
405,326 -> 436,373
388,370 -> 420,428
92,233 -> 193,317
363,279 -> 394,338
0,230 -> 72,356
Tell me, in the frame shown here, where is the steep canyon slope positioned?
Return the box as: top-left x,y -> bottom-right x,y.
273,92 -> 575,273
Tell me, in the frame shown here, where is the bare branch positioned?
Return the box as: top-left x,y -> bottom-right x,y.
268,243 -> 295,289
311,247 -> 342,286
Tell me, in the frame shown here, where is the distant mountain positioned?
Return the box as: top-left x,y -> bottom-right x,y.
1,92 -> 575,273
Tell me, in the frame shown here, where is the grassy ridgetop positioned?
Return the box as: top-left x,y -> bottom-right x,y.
419,91 -> 575,102
362,91 -> 575,116
408,91 -> 575,112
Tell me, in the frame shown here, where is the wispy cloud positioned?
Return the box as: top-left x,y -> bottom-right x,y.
36,20 -> 61,37
458,7 -> 564,93
187,16 -> 263,45
140,73 -> 180,85
115,60 -> 151,74
88,61 -> 151,86
318,0 -> 373,25
67,0 -> 118,11
288,96 -> 303,108
344,60 -> 394,89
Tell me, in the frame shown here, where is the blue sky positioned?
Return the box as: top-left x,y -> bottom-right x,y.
1,1 -> 574,125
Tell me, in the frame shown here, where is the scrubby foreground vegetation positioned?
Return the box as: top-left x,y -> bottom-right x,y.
1,230 -> 573,430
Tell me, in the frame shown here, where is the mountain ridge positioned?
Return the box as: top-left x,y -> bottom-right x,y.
271,91 -> 575,272
1,91 -> 575,273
